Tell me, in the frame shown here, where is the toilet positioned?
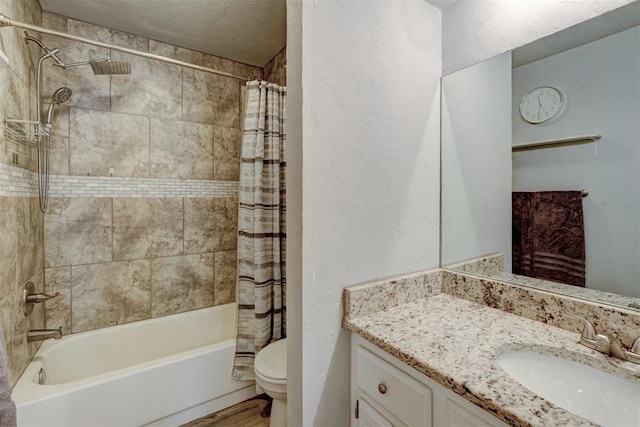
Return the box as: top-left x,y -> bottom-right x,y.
254,338 -> 287,427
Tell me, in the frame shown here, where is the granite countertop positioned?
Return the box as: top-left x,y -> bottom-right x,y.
345,293 -> 640,427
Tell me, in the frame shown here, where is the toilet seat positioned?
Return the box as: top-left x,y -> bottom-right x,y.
254,338 -> 287,383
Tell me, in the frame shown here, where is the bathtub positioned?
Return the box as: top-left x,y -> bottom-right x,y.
12,304 -> 256,427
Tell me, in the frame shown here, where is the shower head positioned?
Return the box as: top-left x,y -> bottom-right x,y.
52,87 -> 72,104
45,87 -> 72,128
90,60 -> 131,75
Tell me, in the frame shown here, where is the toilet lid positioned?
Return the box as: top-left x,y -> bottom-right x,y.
255,338 -> 287,381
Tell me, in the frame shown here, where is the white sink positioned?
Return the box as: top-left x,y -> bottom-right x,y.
497,351 -> 640,427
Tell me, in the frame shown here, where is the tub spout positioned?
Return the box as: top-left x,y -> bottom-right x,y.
28,327 -> 62,342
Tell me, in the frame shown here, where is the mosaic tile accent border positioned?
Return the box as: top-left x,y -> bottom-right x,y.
48,175 -> 239,198
0,163 -> 38,197
0,163 -> 239,198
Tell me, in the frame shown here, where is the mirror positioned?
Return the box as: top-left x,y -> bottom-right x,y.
441,3 -> 640,312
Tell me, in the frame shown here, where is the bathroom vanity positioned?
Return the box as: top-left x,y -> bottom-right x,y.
351,334 -> 508,427
344,270 -> 640,427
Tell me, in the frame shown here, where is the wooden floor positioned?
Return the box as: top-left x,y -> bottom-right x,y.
182,395 -> 271,427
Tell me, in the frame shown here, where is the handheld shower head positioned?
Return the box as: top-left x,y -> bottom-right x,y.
45,87 -> 72,128
52,87 -> 72,104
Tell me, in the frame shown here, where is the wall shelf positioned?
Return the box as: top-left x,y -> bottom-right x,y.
512,135 -> 601,152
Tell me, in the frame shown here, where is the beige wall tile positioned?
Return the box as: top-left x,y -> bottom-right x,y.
214,250 -> 237,305
113,198 -> 183,260
183,69 -> 240,127
208,56 -> 262,81
0,287 -> 30,385
48,105 -> 70,175
149,40 -> 210,67
0,68 -> 31,170
151,253 -> 214,317
44,198 -> 112,267
72,260 -> 151,333
66,17 -> 148,51
42,11 -> 67,32
213,126 -> 241,181
44,267 -> 71,334
0,197 -> 17,300
5,6 -> 38,88
0,0 -> 44,388
16,197 -> 44,286
150,118 -> 214,179
263,47 -> 287,86
111,53 -> 182,119
69,108 -> 150,177
184,198 -> 238,254
149,40 -> 261,80
0,268 -> 44,385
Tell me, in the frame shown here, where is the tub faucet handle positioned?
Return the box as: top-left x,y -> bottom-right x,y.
23,281 -> 60,316
27,291 -> 60,304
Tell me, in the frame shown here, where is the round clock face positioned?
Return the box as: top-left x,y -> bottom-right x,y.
519,86 -> 564,124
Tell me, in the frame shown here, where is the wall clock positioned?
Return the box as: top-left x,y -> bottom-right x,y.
519,86 -> 564,124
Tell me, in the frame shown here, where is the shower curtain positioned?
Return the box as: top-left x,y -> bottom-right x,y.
232,81 -> 287,380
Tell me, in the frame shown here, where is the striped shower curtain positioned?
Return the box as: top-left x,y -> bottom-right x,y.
232,81 -> 287,380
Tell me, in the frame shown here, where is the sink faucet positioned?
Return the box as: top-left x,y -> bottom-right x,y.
596,333 -> 627,360
27,327 -> 62,342
568,315 -> 640,364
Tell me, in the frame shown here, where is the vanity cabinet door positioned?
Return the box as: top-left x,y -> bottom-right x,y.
351,335 -> 509,427
355,345 -> 433,427
357,398 -> 394,427
443,397 -> 495,427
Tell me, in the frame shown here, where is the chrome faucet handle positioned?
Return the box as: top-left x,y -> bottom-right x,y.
605,334 -> 627,360
26,292 -> 60,304
595,334 -> 611,355
626,338 -> 640,364
566,314 -> 597,343
22,281 -> 60,316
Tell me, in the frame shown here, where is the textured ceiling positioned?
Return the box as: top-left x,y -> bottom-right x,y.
39,0 -> 287,67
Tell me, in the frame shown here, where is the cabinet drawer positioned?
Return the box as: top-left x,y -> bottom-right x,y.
358,398 -> 394,427
356,345 -> 432,426
444,397 -> 494,427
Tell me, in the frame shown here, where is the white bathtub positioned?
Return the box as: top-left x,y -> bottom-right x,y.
13,304 -> 256,427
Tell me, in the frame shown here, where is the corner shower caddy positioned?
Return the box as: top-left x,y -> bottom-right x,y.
4,118 -> 61,148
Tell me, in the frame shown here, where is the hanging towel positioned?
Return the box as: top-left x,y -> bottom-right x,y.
512,191 -> 586,287
0,326 -> 16,427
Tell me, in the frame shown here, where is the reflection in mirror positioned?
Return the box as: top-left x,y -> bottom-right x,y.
441,3 -> 640,312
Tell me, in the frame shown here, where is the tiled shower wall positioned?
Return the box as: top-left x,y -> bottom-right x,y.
40,12 -> 263,334
0,0 -> 46,385
264,47 -> 287,86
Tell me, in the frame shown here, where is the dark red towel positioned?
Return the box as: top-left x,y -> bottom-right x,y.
512,191 -> 586,287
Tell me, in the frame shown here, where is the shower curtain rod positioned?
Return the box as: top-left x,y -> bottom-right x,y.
0,13 -> 252,81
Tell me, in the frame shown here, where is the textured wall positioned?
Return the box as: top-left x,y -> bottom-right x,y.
263,47 -> 286,86
284,0 -> 302,423
442,0 -> 637,74
0,0 -> 46,386
292,0 -> 442,424
40,12 -> 262,335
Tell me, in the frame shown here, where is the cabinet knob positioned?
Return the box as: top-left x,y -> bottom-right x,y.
377,383 -> 387,394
